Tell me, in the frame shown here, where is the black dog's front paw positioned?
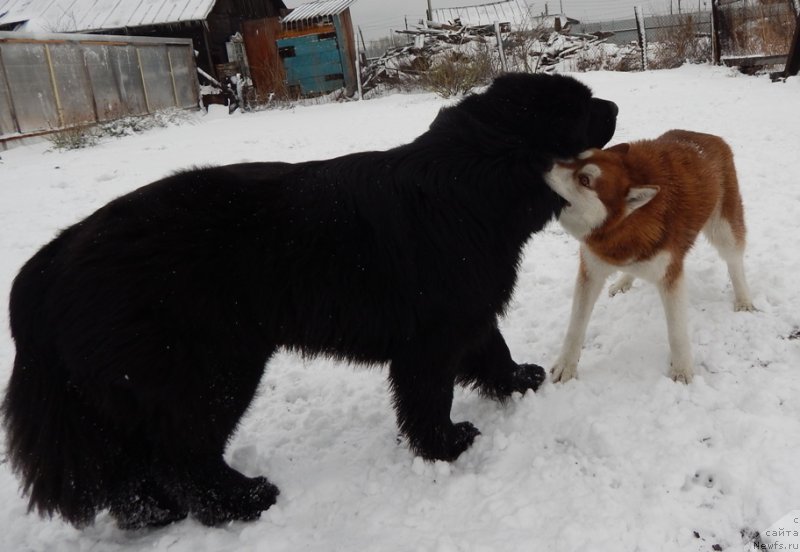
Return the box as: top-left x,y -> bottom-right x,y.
510,363 -> 546,393
445,421 -> 481,461
411,421 -> 480,462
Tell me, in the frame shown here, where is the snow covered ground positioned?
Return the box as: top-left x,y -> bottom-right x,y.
1,65 -> 799,552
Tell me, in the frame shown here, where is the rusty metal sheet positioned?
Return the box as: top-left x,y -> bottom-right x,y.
242,17 -> 285,98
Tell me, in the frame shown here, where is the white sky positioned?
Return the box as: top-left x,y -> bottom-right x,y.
284,0 -> 710,40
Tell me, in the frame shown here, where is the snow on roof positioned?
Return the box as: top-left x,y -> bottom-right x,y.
0,0 -> 217,32
282,0 -> 357,23
430,0 -> 534,28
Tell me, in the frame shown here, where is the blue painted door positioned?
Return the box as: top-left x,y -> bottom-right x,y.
277,32 -> 344,96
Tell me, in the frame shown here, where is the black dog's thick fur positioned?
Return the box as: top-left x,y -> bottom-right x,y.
3,74 -> 617,529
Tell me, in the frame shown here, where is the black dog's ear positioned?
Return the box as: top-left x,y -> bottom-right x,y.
607,143 -> 630,155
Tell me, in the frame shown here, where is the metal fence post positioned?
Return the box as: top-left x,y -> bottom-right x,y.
494,21 -> 508,73
711,0 -> 722,65
634,6 -> 648,71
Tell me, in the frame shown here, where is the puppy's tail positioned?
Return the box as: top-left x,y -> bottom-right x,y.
3,230 -> 110,527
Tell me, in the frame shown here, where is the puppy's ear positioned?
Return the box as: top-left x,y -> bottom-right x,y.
607,143 -> 630,155
626,186 -> 659,212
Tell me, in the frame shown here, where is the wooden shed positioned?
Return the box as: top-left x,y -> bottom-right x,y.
243,0 -> 359,99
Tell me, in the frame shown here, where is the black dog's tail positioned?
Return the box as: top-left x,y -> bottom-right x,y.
3,229 -> 110,527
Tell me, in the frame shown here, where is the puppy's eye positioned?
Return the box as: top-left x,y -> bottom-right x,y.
578,174 -> 592,188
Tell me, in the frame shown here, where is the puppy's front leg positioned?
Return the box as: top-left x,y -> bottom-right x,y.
657,271 -> 694,383
552,250 -> 610,383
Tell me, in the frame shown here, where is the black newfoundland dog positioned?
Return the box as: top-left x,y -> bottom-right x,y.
3,73 -> 617,529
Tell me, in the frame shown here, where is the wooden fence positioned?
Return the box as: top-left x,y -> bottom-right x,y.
0,31 -> 199,146
711,0 -> 799,72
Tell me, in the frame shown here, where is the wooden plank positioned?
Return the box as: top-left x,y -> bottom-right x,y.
721,54 -> 788,67
277,25 -> 336,40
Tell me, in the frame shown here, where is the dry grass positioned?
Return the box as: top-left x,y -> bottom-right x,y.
46,126 -> 98,150
650,14 -> 712,69
574,44 -> 642,72
418,46 -> 499,98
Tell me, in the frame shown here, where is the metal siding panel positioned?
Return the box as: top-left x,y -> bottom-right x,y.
0,42 -> 59,132
48,42 -> 96,125
242,17 -> 285,96
137,44 -> 175,110
0,49 -> 17,135
83,43 -> 125,121
332,11 -> 355,95
167,43 -> 198,108
6,0 -> 216,31
109,44 -> 148,115
282,0 -> 357,23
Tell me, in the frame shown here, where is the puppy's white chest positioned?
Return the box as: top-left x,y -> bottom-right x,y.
620,251 -> 673,283
583,248 -> 672,283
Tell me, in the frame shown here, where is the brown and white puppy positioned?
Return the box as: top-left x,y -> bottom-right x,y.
544,130 -> 754,384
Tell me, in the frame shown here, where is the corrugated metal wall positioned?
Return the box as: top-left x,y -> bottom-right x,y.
0,31 -> 199,143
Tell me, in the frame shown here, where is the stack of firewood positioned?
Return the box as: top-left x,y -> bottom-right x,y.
360,20 -> 612,93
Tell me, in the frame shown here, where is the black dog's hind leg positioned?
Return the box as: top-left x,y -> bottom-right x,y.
174,351 -> 280,526
109,473 -> 189,530
171,455 -> 279,527
111,455 -> 278,529
389,338 -> 480,461
110,348 -> 280,528
456,323 -> 545,399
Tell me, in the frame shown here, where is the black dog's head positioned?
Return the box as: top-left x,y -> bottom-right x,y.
433,73 -> 618,162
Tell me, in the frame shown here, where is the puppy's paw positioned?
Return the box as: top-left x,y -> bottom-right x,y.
734,300 -> 756,312
608,275 -> 634,297
669,367 -> 693,384
551,360 -> 578,383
